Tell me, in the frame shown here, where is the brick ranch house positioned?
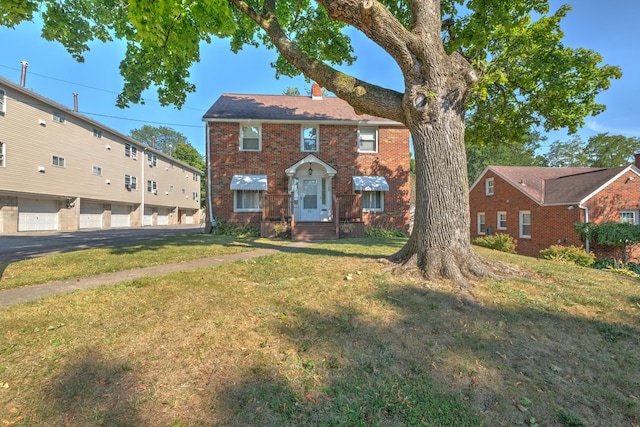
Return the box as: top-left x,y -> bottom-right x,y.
202,84 -> 411,240
469,160 -> 640,261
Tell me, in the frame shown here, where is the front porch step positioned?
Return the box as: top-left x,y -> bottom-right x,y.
292,222 -> 337,241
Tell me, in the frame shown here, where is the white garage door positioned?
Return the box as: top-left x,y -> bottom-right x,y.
18,198 -> 59,231
184,211 -> 194,224
143,207 -> 154,226
157,208 -> 170,226
80,202 -> 103,229
111,205 -> 131,228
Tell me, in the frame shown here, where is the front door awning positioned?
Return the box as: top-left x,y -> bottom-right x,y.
230,175 -> 268,191
352,176 -> 389,191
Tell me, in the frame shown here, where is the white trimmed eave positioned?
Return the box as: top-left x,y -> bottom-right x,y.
470,166 -> 545,206
202,117 -> 404,126
578,165 -> 640,206
285,154 -> 337,177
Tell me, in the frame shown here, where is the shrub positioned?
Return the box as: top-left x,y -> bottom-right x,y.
214,220 -> 260,238
592,259 -> 640,277
365,227 -> 408,238
539,245 -> 595,267
471,233 -> 516,253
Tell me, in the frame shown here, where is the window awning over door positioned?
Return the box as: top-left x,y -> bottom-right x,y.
230,175 -> 268,191
352,176 -> 389,191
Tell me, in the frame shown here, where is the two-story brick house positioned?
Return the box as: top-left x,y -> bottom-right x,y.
202,84 -> 411,239
469,162 -> 640,260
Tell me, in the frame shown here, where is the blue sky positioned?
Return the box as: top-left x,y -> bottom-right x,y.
0,1 -> 637,155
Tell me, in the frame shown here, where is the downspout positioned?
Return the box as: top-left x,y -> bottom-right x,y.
141,147 -> 147,226
579,204 -> 589,253
204,123 -> 215,233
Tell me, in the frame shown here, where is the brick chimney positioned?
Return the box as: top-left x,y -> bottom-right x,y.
635,153 -> 640,168
311,83 -> 323,100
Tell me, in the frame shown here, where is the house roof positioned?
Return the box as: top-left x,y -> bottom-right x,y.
202,93 -> 402,125
473,165 -> 637,205
0,75 -> 202,174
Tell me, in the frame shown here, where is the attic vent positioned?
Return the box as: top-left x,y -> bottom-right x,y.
519,179 -> 526,186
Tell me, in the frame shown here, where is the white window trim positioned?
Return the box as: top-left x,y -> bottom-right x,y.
361,190 -> 384,212
477,212 -> 486,235
0,89 -> 6,114
358,127 -> 378,153
0,142 -> 5,167
485,178 -> 494,196
53,111 -> 66,124
620,210 -> 639,224
519,211 -> 531,239
92,165 -> 102,176
147,153 -> 157,167
125,174 -> 138,190
240,124 -> 262,151
147,180 -> 158,193
234,190 -> 263,212
93,128 -> 102,139
497,211 -> 507,230
52,155 -> 65,168
301,125 -> 319,152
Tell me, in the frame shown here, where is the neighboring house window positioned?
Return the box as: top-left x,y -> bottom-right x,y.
234,190 -> 263,211
0,142 -> 5,167
52,155 -> 65,167
92,165 -> 102,176
0,89 -> 6,114
53,111 -> 65,124
182,188 -> 186,194
620,210 -> 639,224
125,143 -> 138,159
362,191 -> 384,212
125,174 -> 137,190
302,126 -> 318,152
193,172 -> 198,181
240,125 -> 261,151
93,128 -> 102,138
497,212 -> 507,230
519,211 -> 531,238
147,180 -> 158,193
169,185 -> 174,192
485,178 -> 494,196
477,212 -> 486,235
147,153 -> 157,167
193,191 -> 199,201
358,127 -> 378,152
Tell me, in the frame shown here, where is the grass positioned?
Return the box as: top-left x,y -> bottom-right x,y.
1,238 -> 639,426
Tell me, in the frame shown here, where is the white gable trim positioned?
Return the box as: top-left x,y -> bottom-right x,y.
579,165 -> 640,205
285,154 -> 337,177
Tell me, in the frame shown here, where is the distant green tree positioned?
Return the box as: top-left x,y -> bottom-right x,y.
584,133 -> 640,167
545,135 -> 588,167
466,132 -> 547,183
130,125 -> 188,156
410,157 -> 415,174
173,142 -> 206,208
282,87 -> 300,96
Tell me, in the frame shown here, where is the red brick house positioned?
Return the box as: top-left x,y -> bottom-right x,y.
469,162 -> 640,260
202,84 -> 411,239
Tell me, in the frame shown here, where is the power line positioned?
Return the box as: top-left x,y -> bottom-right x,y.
80,111 -> 203,128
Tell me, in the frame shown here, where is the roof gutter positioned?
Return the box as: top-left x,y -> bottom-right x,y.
579,204 -> 590,253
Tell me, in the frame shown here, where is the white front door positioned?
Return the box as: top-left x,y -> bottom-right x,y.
299,178 -> 320,221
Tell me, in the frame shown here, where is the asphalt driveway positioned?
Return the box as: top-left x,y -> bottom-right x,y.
0,225 -> 203,264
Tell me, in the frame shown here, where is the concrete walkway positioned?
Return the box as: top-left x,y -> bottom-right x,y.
0,241 -> 313,308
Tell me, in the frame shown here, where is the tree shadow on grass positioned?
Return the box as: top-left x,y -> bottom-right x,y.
44,350 -> 143,426
205,282 -> 640,426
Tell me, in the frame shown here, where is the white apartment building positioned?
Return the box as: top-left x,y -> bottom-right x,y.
0,75 -> 202,233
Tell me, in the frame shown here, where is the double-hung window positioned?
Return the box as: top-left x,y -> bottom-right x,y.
621,210 -> 639,224
93,128 -> 102,138
358,127 -> 378,152
0,142 -> 5,167
147,153 -> 157,167
52,155 -> 65,167
53,111 -> 65,124
234,190 -> 263,211
0,89 -> 6,114
125,174 -> 137,190
497,212 -> 507,230
485,178 -> 494,196
92,165 -> 102,176
302,126 -> 318,152
125,143 -> 138,160
477,212 -> 486,234
147,180 -> 158,193
240,125 -> 261,151
519,211 -> 531,238
362,191 -> 384,212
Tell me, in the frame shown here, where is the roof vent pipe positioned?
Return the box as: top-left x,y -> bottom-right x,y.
20,60 -> 29,87
73,93 -> 78,112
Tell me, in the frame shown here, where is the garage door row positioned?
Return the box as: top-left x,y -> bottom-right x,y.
16,198 -> 184,232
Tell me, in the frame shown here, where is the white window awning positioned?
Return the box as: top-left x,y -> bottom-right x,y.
352,176 -> 389,191
230,175 -> 268,191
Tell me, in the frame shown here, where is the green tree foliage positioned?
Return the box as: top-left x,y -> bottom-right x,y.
546,133 -> 640,168
3,0 -> 621,285
282,87 -> 300,96
467,131 -> 547,183
574,222 -> 640,264
130,125 -> 188,156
